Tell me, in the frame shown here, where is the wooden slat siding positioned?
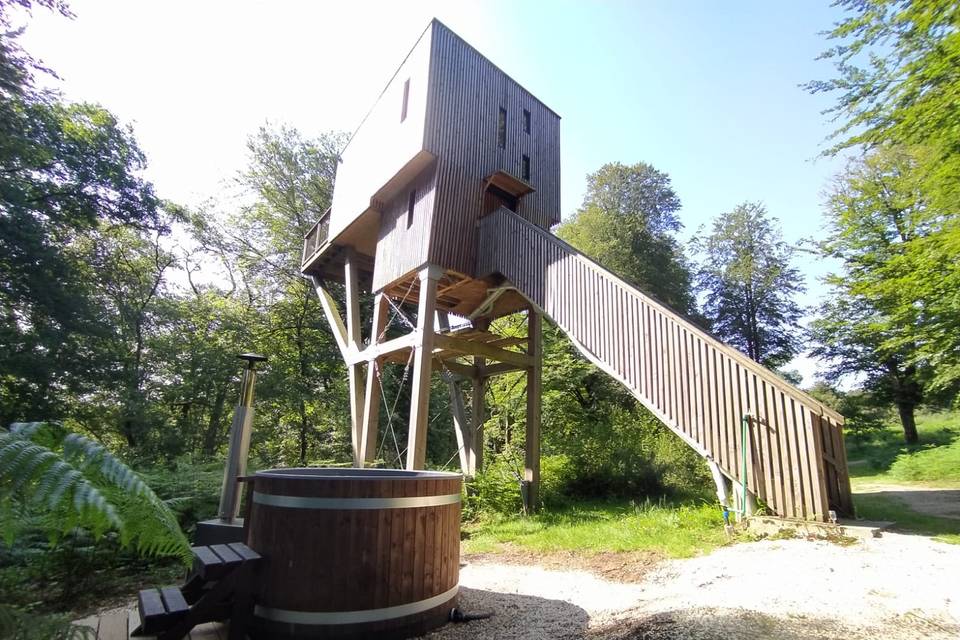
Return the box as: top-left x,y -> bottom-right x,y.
423,21 -> 561,279
762,381 -> 780,514
477,208 -> 852,520
764,380 -> 786,515
372,163 -> 438,292
778,391 -> 796,516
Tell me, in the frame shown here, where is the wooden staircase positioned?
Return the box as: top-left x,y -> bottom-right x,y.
132,543 -> 261,640
478,207 -> 854,521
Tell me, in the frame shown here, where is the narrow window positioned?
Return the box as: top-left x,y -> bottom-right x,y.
406,189 -> 416,228
400,78 -> 410,123
497,107 -> 507,149
523,109 -> 531,134
521,155 -> 530,182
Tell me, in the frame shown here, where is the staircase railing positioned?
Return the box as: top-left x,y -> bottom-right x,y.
478,207 -> 853,521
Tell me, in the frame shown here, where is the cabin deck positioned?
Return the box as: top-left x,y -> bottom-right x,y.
74,607 -> 229,640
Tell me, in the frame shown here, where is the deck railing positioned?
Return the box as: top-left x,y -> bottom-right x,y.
302,207 -> 332,268
478,206 -> 853,521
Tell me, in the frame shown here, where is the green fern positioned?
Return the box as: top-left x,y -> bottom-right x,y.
0,422 -> 191,564
0,603 -> 95,639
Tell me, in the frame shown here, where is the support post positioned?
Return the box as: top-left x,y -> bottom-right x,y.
470,357 -> 486,476
360,293 -> 388,465
524,308 -> 542,513
405,265 -> 441,470
438,312 -> 473,476
344,250 -> 365,467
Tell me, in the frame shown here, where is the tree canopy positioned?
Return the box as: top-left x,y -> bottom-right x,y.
558,162 -> 695,315
692,202 -> 805,369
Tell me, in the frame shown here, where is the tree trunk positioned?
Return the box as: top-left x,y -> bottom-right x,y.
897,401 -> 919,444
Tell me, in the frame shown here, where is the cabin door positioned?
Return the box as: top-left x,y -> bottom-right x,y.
482,184 -> 518,216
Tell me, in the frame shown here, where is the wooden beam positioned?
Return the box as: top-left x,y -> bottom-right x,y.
406,266 -> 441,470
347,332 -> 418,365
434,359 -> 477,379
486,336 -> 528,348
432,333 -> 534,369
524,309 -> 542,513
360,293 -> 388,465
310,276 -> 349,359
344,250 -> 365,467
480,362 -> 526,377
438,312 -> 472,476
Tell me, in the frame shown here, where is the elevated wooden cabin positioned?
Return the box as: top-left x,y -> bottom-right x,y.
303,19 -> 853,522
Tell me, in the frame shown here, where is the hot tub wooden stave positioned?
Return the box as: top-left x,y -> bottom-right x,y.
246,468 -> 462,639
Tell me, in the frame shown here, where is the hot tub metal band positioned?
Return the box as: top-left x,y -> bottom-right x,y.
251,491 -> 461,510
254,585 -> 459,625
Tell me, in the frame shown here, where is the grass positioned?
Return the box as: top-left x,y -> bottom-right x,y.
845,408 -> 960,545
853,492 -> 960,545
462,498 -> 729,558
846,409 -> 960,486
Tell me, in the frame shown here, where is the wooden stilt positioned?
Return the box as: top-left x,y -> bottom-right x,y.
310,276 -> 349,358
437,312 -> 472,476
405,266 -> 441,470
344,250 -> 366,467
524,308 -> 542,512
471,357 -> 486,476
360,293 -> 388,464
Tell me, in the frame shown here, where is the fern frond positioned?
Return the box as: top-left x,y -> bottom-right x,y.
0,424 -> 190,564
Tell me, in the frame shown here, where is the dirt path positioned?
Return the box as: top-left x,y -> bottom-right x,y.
424,533 -> 960,639
855,482 -> 960,520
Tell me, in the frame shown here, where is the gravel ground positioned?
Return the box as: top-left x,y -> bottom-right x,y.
424,533 -> 960,639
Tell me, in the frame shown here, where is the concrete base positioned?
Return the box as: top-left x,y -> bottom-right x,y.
194,518 -> 245,545
746,515 -> 893,542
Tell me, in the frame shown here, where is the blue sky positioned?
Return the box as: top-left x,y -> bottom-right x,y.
18,0 -> 852,383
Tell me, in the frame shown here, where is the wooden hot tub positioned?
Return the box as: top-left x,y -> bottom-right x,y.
246,468 -> 462,639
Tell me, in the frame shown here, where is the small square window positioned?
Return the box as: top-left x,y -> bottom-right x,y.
521,155 -> 530,182
523,109 -> 531,134
401,78 -> 410,123
406,189 -> 416,228
497,107 -> 507,149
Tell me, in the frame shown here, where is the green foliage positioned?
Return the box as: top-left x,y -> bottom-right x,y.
808,383 -> 890,444
853,493 -> 960,545
558,161 -> 695,314
846,408 -> 960,485
0,422 -> 190,563
808,0 -> 960,211
463,498 -> 727,558
0,604 -> 93,639
812,148 -> 946,442
692,202 -> 805,368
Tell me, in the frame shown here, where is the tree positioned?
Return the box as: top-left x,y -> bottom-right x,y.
807,0 -> 960,210
813,148 -> 937,443
0,2 -> 162,426
692,202 -> 805,368
228,124 -> 350,465
558,162 -> 695,314
501,161 -> 711,498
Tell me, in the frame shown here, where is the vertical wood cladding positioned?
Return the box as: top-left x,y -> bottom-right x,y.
424,21 -> 561,279
478,207 -> 854,522
372,163 -> 438,292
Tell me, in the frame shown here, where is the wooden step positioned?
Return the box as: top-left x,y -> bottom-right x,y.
191,543 -> 262,582
133,586 -> 188,636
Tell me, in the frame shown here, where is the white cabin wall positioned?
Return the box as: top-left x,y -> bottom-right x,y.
329,26 -> 433,240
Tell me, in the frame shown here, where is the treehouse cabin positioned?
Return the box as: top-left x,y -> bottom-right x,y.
302,19 -> 559,314
303,19 -> 853,524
